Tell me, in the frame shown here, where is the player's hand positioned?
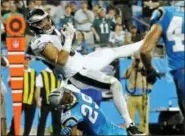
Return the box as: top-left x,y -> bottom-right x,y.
61,23 -> 76,39
61,126 -> 72,136
146,68 -> 161,84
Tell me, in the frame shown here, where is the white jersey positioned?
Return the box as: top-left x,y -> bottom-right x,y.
30,29 -> 143,78
30,33 -> 85,78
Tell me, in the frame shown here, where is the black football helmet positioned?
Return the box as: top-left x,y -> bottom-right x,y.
49,87 -> 77,110
27,8 -> 55,34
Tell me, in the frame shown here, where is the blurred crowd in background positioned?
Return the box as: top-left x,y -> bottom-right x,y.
1,0 -> 173,57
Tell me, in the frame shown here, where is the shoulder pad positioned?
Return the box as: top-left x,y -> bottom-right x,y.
30,35 -> 42,44
30,34 -> 50,52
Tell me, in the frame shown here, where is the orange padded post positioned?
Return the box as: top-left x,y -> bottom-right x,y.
8,53 -> 25,64
12,90 -> 23,102
9,65 -> 24,77
9,78 -> 24,90
6,37 -> 25,51
6,15 -> 26,136
13,103 -> 22,136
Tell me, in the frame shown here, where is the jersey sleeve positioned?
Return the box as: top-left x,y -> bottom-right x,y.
61,110 -> 78,127
150,7 -> 166,25
63,117 -> 78,127
150,7 -> 167,31
30,35 -> 49,53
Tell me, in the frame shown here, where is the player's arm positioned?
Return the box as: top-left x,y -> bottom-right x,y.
61,117 -> 78,136
41,24 -> 75,66
61,126 -> 79,136
41,43 -> 70,66
140,24 -> 162,72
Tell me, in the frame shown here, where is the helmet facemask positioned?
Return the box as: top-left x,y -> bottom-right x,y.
37,16 -> 55,34
59,88 -> 77,111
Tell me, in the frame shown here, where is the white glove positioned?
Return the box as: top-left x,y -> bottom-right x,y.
61,23 -> 76,40
61,23 -> 76,52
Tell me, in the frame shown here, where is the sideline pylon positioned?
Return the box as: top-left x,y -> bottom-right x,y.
6,15 -> 26,135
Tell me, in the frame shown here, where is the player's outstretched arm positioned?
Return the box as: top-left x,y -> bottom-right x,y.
140,24 -> 163,84
140,24 -> 162,72
41,42 -> 70,66
41,23 -> 75,66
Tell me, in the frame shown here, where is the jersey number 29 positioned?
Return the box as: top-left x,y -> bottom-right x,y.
81,94 -> 99,124
100,23 -> 109,34
167,16 -> 184,52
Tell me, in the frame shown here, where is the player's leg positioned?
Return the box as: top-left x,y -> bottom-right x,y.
171,68 -> 185,117
171,68 -> 185,132
69,69 -> 132,125
69,69 -> 144,135
83,40 -> 144,70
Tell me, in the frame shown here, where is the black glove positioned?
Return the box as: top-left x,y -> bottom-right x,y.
146,69 -> 161,84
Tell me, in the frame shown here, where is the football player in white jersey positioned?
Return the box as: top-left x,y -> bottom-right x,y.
27,8 -> 145,135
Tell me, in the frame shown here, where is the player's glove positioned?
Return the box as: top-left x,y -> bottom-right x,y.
61,23 -> 76,39
61,126 -> 72,136
146,68 -> 161,84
